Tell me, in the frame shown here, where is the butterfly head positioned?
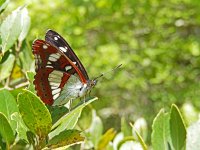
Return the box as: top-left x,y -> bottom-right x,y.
87,79 -> 97,89
78,79 -> 97,98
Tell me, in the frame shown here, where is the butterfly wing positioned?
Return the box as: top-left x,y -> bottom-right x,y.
32,39 -> 87,105
45,29 -> 89,80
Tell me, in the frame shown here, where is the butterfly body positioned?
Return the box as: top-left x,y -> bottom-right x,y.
52,75 -> 96,106
32,30 -> 96,106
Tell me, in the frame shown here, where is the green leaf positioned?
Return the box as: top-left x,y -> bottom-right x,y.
0,112 -> 14,145
186,120 -> 200,150
47,129 -> 84,149
121,117 -> 132,136
18,89 -> 52,138
26,72 -> 35,93
47,105 -> 69,124
18,42 -> 33,73
26,71 -> 34,82
10,87 -> 23,99
170,104 -> 186,150
18,8 -> 30,42
151,109 -> 171,150
0,89 -> 18,132
0,53 -> 15,81
0,6 -> 23,53
49,97 -> 98,139
0,0 -> 9,14
0,134 -> 6,150
26,131 -> 36,147
0,0 -> 5,6
97,128 -> 116,150
11,112 -> 28,142
86,109 -> 103,148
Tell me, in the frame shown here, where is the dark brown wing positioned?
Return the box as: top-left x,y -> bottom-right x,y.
32,39 -> 86,105
45,29 -> 89,80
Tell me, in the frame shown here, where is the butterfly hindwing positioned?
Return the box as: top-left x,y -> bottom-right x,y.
32,39 -> 81,105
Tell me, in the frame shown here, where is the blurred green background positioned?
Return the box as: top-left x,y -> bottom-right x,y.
3,0 -> 200,144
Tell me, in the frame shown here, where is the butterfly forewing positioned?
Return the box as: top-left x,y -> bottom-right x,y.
32,39 -> 85,105
45,29 -> 89,80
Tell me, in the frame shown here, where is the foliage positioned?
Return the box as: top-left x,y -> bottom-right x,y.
1,0 -> 200,149
0,88 -> 96,149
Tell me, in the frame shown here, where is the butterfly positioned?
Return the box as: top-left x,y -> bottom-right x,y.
32,29 -> 97,106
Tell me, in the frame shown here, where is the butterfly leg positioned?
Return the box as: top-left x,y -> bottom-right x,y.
83,95 -> 86,103
88,90 -> 91,97
68,99 -> 72,112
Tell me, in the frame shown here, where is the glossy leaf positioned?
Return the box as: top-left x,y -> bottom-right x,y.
11,112 -> 28,142
49,97 -> 98,139
186,120 -> 200,150
0,53 -> 15,81
0,89 -> 18,132
170,104 -> 186,150
151,109 -> 171,150
0,112 -> 14,145
18,89 -> 52,138
47,129 -> 84,149
0,6 -> 24,53
18,8 -> 30,42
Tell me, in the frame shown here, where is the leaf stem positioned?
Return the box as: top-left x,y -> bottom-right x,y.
35,137 -> 46,150
6,40 -> 25,88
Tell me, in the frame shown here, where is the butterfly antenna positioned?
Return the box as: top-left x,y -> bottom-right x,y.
94,64 -> 122,80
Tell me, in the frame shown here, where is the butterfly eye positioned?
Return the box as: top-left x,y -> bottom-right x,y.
90,80 -> 97,87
